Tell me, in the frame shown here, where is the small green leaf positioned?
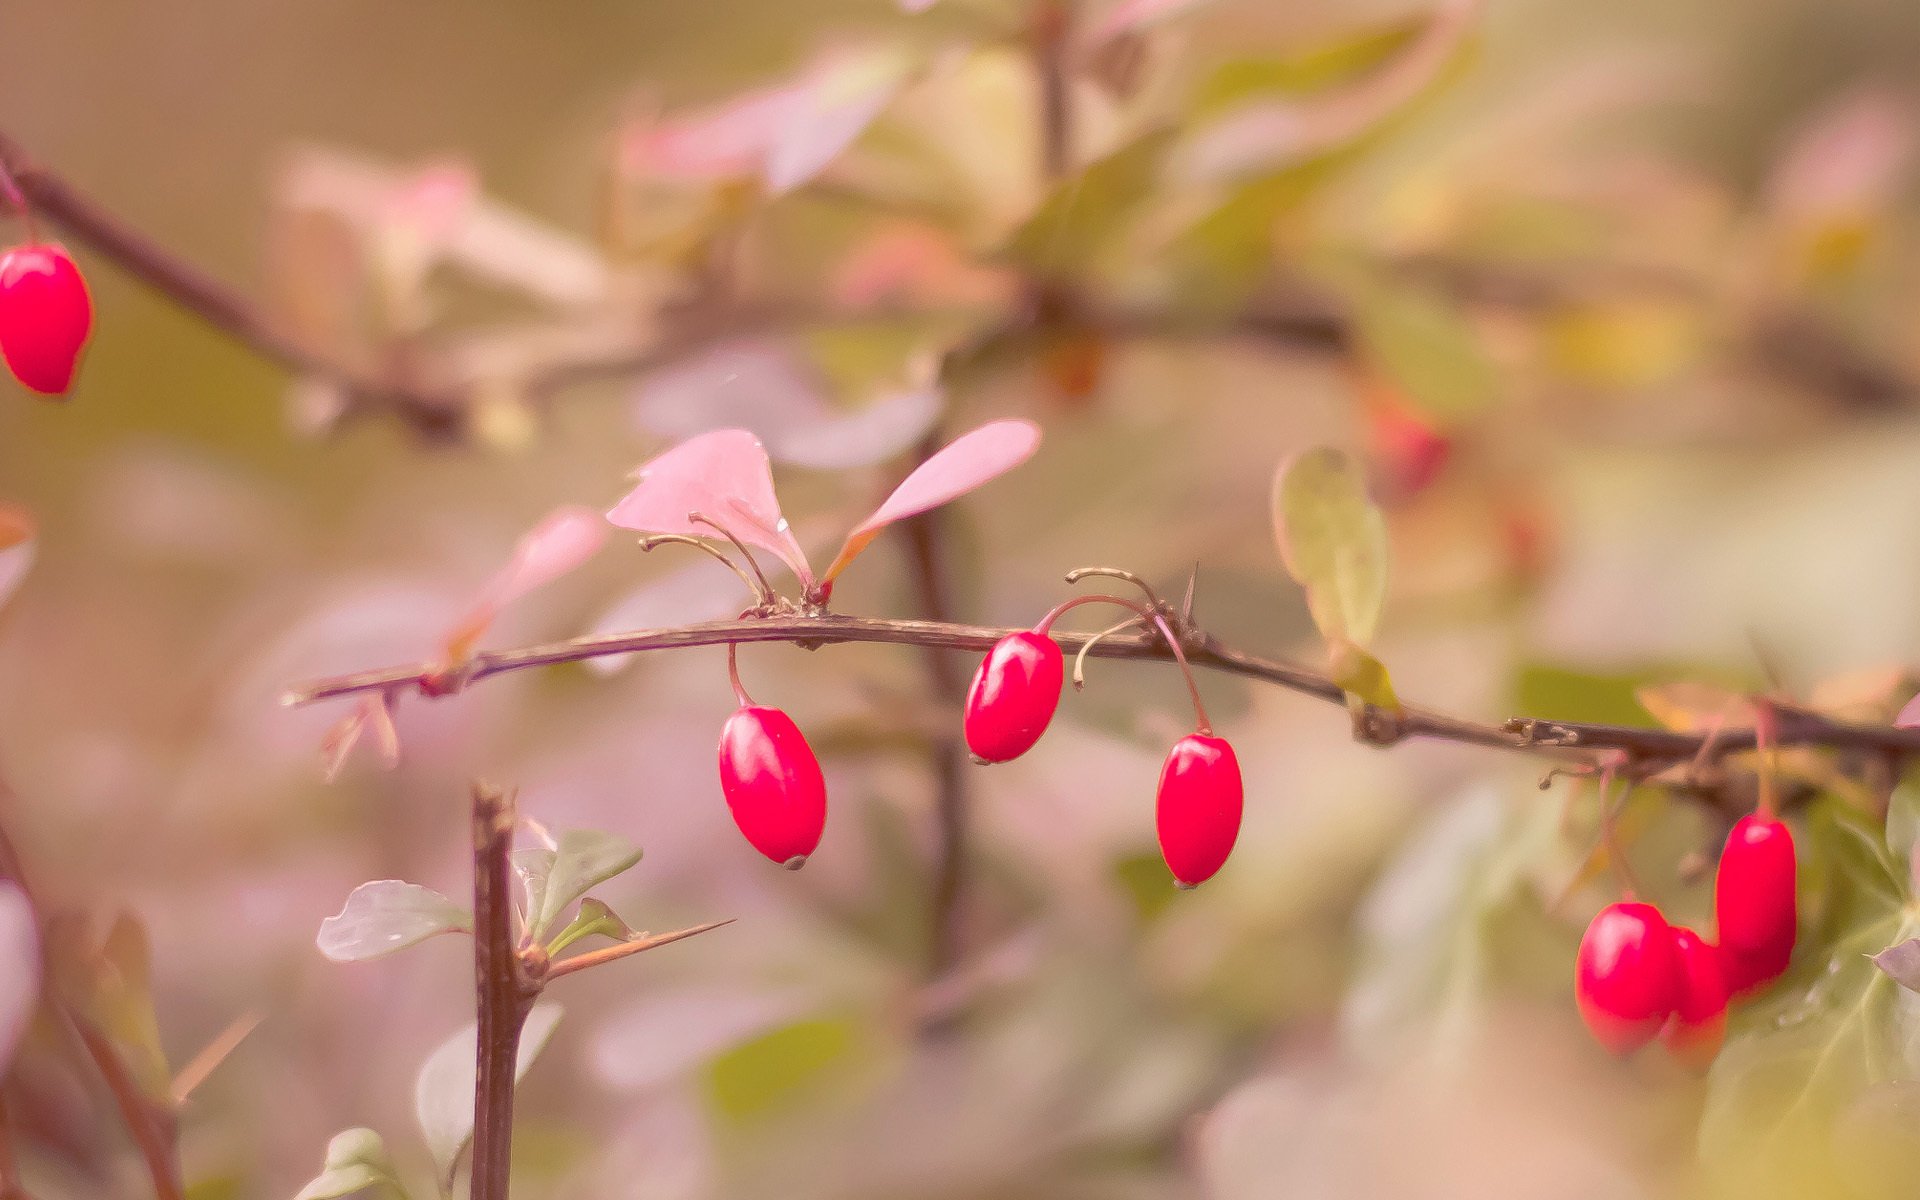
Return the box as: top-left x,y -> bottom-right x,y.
291,1128 -> 407,1200
511,848 -> 555,937
544,898 -> 635,957
1273,447 -> 1389,647
414,1004 -> 563,1189
1886,783 -> 1920,886
529,831 -> 642,940
1332,641 -> 1400,714
317,882 -> 471,963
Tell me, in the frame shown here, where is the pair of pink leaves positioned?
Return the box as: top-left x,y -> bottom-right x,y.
606,419 -> 1041,597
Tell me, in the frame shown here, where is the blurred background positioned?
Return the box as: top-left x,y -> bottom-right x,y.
5,0 -> 1920,1197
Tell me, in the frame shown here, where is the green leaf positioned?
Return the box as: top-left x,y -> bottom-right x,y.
413,1004 -> 563,1190
1351,283 -> 1498,420
544,897 -> 635,957
703,1015 -> 860,1123
1332,641 -> 1400,714
291,1128 -> 407,1200
316,882 -> 471,963
1700,800 -> 1920,1190
1192,20 -> 1425,116
1272,447 -> 1389,647
527,830 -> 642,941
1002,130 -> 1174,274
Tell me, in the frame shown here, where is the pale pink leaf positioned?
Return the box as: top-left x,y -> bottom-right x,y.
447,506 -> 607,657
764,48 -> 913,195
821,419 -> 1040,583
0,884 -> 37,1074
773,385 -> 943,470
623,87 -> 795,182
1896,692 -> 1920,729
1768,89 -> 1912,223
607,431 -> 814,585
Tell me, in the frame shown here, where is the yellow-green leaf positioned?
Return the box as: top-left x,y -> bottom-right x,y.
1273,447 -> 1389,647
1332,641 -> 1401,713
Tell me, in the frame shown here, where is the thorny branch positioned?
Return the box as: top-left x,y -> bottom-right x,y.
283,603 -> 1920,785
469,784 -> 536,1200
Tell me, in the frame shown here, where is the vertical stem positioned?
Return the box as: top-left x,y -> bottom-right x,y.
900,463 -> 971,978
1032,0 -> 1075,183
470,784 -> 532,1200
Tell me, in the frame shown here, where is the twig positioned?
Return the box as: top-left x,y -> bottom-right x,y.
470,784 -> 535,1200
0,130 -> 465,439
898,441 -> 972,976
284,610 -> 1920,773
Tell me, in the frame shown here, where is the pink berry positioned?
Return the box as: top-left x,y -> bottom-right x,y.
1575,900 -> 1682,1055
963,630 -> 1064,764
1713,814 -> 1796,995
717,706 -> 826,868
1155,733 -> 1242,887
0,244 -> 93,396
1660,926 -> 1730,1070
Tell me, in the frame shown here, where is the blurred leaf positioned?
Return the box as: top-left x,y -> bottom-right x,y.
1272,447 -> 1389,647
1351,283 -> 1498,420
1544,299 -> 1703,390
316,881 -> 470,963
1003,131 -> 1174,274
1897,692 -> 1920,729
0,884 -> 37,1075
1113,853 -> 1181,922
61,914 -> 170,1100
703,1015 -> 859,1122
529,830 -> 642,941
1192,21 -> 1424,116
606,429 -> 815,586
1634,680 -> 1746,734
1512,663 -> 1671,728
292,1128 -> 408,1200
1091,0 -> 1219,41
415,1004 -> 563,1189
1885,784 -> 1920,873
592,986 -> 814,1093
1174,0 -> 1479,183
446,506 -> 606,660
821,419 -> 1041,583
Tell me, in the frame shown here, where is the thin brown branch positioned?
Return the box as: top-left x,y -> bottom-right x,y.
546,919 -> 735,981
284,610 -> 1920,772
66,1020 -> 181,1200
0,130 -> 465,439
470,784 -> 536,1200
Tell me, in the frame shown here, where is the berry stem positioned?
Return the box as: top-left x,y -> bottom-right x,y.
636,533 -> 768,606
1040,589 -> 1213,736
726,641 -> 755,708
1597,760 -> 1645,898
1072,615 -> 1144,690
688,512 -> 777,604
0,160 -> 40,243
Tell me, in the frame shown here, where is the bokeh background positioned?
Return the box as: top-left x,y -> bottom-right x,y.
5,1 -> 1920,1197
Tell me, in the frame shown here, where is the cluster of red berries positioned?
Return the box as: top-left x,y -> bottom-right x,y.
715,596 -> 1243,887
0,243 -> 92,396
1574,813 -> 1797,1066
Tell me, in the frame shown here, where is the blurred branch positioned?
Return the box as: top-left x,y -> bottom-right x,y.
0,130 -> 467,440
469,784 -> 535,1200
0,784 -> 182,1200
283,604 -> 1920,777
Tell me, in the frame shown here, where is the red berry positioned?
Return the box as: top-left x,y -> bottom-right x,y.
1366,401 -> 1451,501
717,705 -> 826,868
0,244 -> 93,396
963,631 -> 1064,764
1575,900 -> 1682,1055
1713,814 -> 1796,993
1660,926 -> 1730,1070
1155,733 -> 1242,887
